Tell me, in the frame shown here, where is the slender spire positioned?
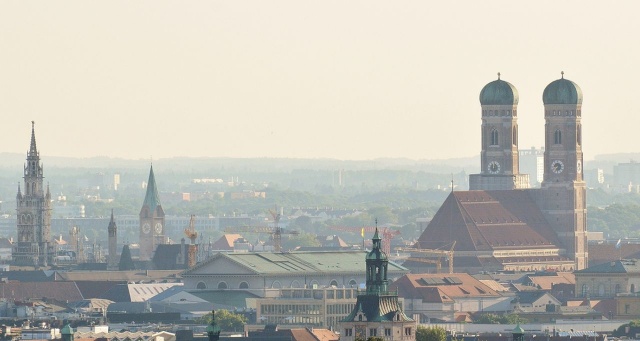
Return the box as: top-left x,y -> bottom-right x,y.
29,121 -> 38,155
16,183 -> 22,199
108,209 -> 117,232
561,71 -> 564,79
143,165 -> 162,210
497,72 -> 501,80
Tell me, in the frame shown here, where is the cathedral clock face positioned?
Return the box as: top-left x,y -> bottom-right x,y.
577,160 -> 582,174
488,161 -> 501,174
154,223 -> 163,234
551,160 -> 565,174
142,223 -> 151,234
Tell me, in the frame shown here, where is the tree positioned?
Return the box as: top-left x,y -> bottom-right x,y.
197,309 -> 248,332
367,337 -> 384,341
473,313 -> 526,324
416,326 -> 447,341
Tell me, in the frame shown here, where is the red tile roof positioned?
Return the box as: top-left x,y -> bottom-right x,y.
390,273 -> 501,303
416,191 -> 561,251
211,234 -> 243,250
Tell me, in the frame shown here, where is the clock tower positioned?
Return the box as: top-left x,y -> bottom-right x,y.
538,72 -> 587,270
139,165 -> 166,261
470,74 -> 529,190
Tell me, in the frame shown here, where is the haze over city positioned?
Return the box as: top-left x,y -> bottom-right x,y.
1,1 -> 638,161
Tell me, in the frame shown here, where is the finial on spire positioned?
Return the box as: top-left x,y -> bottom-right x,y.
561,71 -> 564,79
497,72 -> 501,80
451,174 -> 454,193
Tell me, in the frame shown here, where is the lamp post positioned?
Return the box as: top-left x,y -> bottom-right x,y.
206,309 -> 221,341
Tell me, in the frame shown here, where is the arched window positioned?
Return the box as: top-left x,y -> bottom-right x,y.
598,284 -> 605,297
196,282 -> 207,290
291,280 -> 302,288
330,280 -> 338,287
554,129 -> 562,144
490,129 -> 499,146
581,284 -> 588,297
272,281 -> 282,289
239,282 -> 249,289
349,279 -> 357,288
217,281 -> 228,289
512,127 -> 518,146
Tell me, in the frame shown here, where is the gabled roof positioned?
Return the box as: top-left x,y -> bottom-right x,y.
183,251 -> 408,276
55,269 -> 182,282
575,259 -> 640,274
100,283 -> 182,302
211,234 -> 243,251
416,190 -> 561,251
390,273 -> 501,303
0,281 -> 83,302
514,291 -> 559,305
525,272 -> 575,290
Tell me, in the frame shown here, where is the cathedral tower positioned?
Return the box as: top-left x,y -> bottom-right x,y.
470,74 -> 529,190
107,209 -> 118,270
538,72 -> 587,270
14,122 -> 53,267
139,165 -> 165,261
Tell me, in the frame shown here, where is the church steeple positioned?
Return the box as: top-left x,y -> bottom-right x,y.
366,225 -> 389,294
29,121 -> 38,157
142,165 -> 161,212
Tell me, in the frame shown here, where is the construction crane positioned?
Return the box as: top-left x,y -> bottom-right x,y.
397,241 -> 456,274
225,207 -> 299,252
328,226 -> 400,255
183,215 -> 199,268
184,214 -> 199,244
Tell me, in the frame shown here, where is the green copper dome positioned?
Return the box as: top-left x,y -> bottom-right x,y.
512,323 -> 525,334
543,75 -> 582,105
480,77 -> 519,105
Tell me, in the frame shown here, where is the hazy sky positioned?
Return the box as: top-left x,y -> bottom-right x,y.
1,1 -> 638,162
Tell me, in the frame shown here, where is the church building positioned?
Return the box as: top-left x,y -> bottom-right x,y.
13,122 -> 54,266
139,165 -> 166,261
412,73 -> 587,272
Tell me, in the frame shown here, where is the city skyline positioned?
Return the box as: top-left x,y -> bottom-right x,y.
1,1 -> 638,161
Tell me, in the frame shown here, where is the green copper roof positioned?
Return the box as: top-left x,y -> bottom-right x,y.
61,324 -> 74,335
142,165 -> 162,210
575,259 -> 640,274
512,323 -> 525,334
543,76 -> 582,105
480,78 -> 519,105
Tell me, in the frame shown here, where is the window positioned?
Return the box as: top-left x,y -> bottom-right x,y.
349,279 -> 357,287
405,327 -> 412,336
217,282 -> 228,289
615,284 -> 621,294
369,328 -> 377,337
490,129 -> 499,146
239,282 -> 249,289
385,328 -> 392,336
196,282 -> 207,290
581,284 -> 588,297
345,328 -> 353,336
330,280 -> 338,287
631,284 -> 635,293
554,129 -> 562,144
513,127 -> 518,146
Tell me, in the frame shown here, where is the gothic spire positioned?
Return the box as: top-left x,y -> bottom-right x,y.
143,165 -> 161,210
108,209 -> 117,232
29,121 -> 38,156
16,183 -> 22,200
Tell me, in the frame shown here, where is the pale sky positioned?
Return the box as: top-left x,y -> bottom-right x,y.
0,1 -> 638,161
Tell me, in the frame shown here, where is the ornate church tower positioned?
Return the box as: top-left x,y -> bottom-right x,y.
341,228 -> 415,341
14,122 -> 53,267
538,73 -> 587,270
139,165 -> 165,261
470,74 -> 529,190
107,210 -> 118,270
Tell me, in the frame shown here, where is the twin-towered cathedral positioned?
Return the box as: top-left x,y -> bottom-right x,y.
415,73 -> 588,272
13,122 -> 167,266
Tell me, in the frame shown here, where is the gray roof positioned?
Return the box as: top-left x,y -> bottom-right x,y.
184,251 -> 408,276
575,259 -> 640,274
